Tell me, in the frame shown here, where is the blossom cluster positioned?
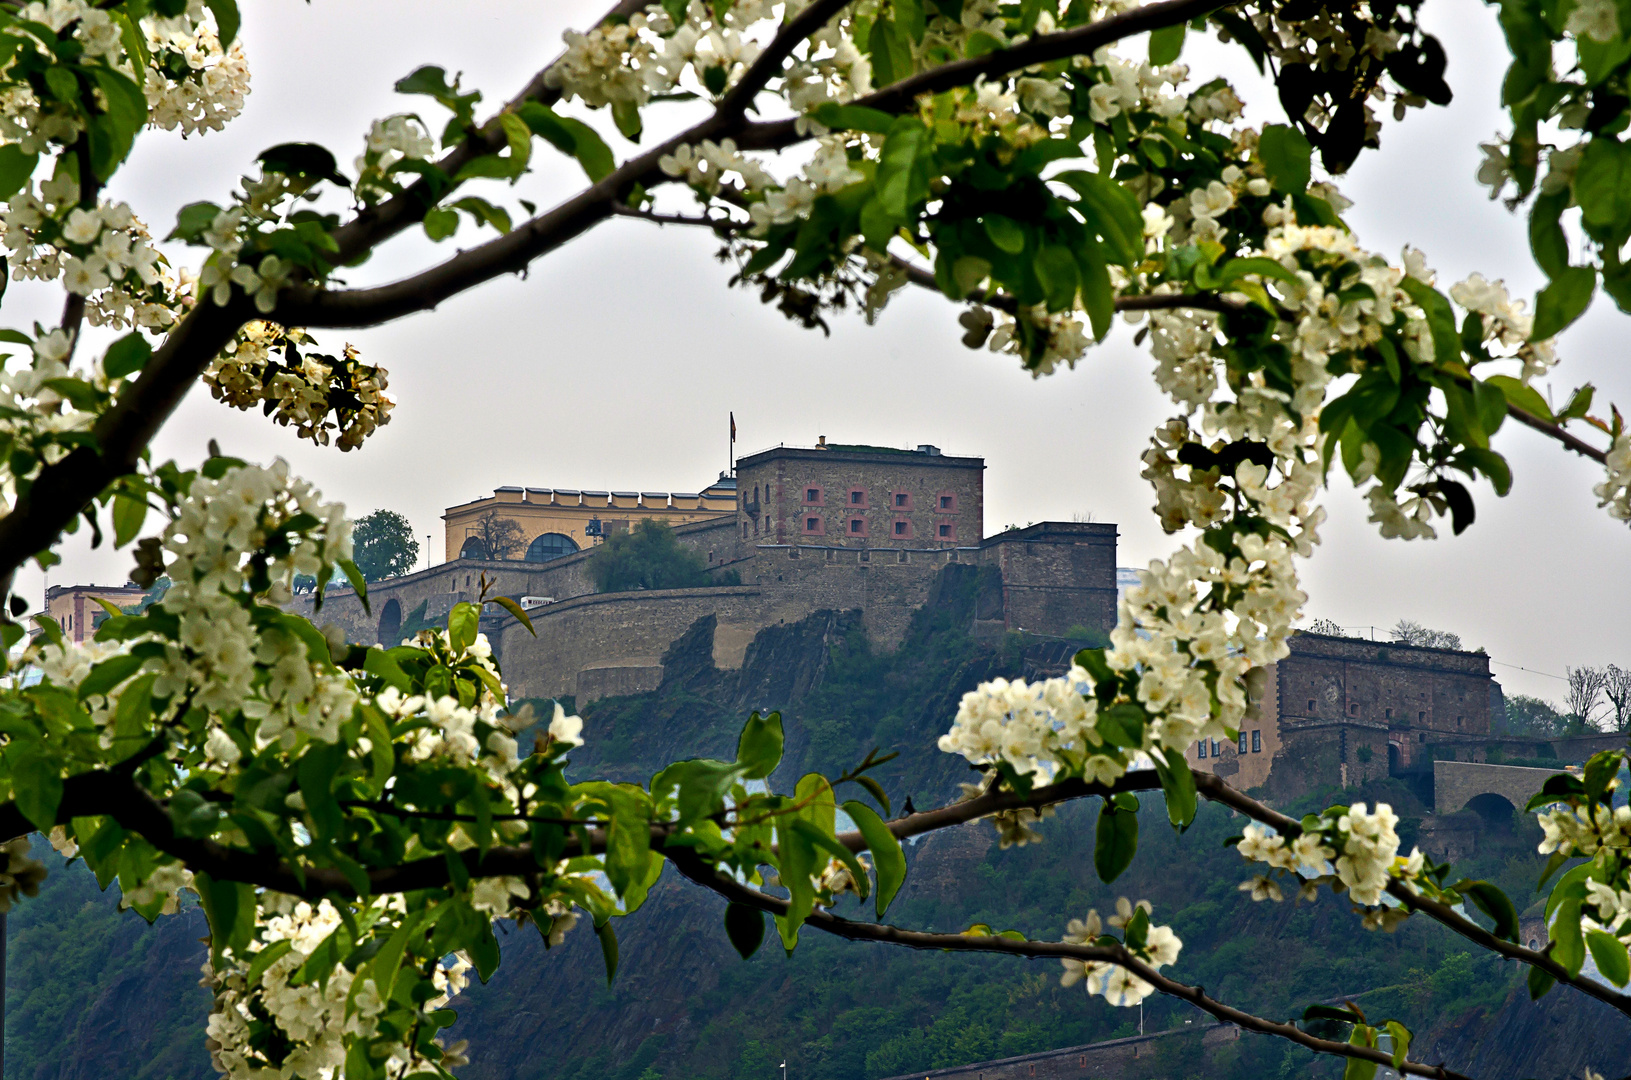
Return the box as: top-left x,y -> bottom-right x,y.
1235,803 -> 1425,920
545,1 -> 773,112
142,2 -> 251,136
936,666 -> 1116,782
204,323 -> 393,450
1059,898 -> 1182,1007
0,181 -> 182,329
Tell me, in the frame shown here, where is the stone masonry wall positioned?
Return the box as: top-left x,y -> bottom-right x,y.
497,584 -> 842,703
977,523 -> 1118,639
735,446 -> 983,555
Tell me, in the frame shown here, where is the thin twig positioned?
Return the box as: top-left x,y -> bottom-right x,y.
668,851 -> 1474,1080
611,203 -> 746,230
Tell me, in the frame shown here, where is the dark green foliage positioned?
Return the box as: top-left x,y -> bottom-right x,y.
588,520 -> 738,593
352,509 -> 420,581
1498,694 -> 1567,738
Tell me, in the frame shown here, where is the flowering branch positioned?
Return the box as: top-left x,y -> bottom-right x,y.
668,851 -> 1474,1080
1193,771 -> 1631,1016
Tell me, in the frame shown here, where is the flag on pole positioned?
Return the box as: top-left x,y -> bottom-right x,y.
730,412 -> 736,443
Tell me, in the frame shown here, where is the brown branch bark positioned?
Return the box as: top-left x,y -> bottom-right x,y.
667,851 -> 1474,1080
1191,772 -> 1631,1016
1505,403 -> 1610,464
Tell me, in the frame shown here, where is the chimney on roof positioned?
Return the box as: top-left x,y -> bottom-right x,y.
817,435 -> 827,447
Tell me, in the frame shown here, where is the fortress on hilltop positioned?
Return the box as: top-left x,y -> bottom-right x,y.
290,434 -> 1608,823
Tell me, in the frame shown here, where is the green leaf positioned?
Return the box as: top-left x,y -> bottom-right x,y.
1151,746 -> 1198,829
423,206 -> 459,241
1588,929 -> 1631,986
193,873 -> 255,966
168,201 -> 222,243
102,333 -> 152,380
1529,191 -> 1570,278
1383,1020 -> 1411,1069
78,653 -> 144,699
844,800 -> 906,917
7,745 -> 62,830
724,901 -> 766,959
258,142 -> 348,187
485,594 -> 535,635
203,0 -> 240,45
792,819 -> 870,900
1456,879 -> 1519,941
875,118 -> 929,219
499,112 -> 534,179
1528,962 -> 1556,1000
0,145 -> 38,202
86,68 -> 149,179
1036,244 -> 1079,310
1149,23 -> 1186,65
1053,171 -> 1142,267
1399,277 -> 1460,364
1094,796 -> 1138,882
452,196 -> 512,234
736,711 -> 783,780
1096,703 -> 1145,749
1532,265 -> 1596,340
1486,374 -> 1554,422
895,0 -> 926,42
447,601 -> 478,651
1575,138 -> 1631,234
1552,898 -> 1586,976
811,102 -> 898,134
1214,255 -> 1300,289
337,559 -> 369,614
559,119 -> 615,182
982,214 -> 1026,254
244,939 -> 294,988
1258,124 -> 1313,194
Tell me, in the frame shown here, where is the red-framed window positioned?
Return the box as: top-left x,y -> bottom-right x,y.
802,485 -> 824,506
847,517 -> 868,537
847,488 -> 868,508
936,491 -> 958,513
890,491 -> 913,510
892,518 -> 913,538
936,521 -> 957,541
802,514 -> 825,536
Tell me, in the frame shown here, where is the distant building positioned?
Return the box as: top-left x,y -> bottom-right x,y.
40,582 -> 147,643
1191,630 -> 1497,798
442,476 -> 737,563
733,439 -> 983,549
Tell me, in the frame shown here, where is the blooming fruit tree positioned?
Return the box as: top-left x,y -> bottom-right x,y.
3,0 -> 1631,1076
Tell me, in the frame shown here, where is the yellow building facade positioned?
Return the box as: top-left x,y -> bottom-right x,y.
41,582 -> 148,643
443,478 -> 737,564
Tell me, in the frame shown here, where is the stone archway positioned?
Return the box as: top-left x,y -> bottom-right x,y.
1464,791 -> 1517,833
378,597 -> 402,647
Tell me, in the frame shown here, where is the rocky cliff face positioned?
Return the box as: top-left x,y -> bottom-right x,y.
1415,982 -> 1631,1080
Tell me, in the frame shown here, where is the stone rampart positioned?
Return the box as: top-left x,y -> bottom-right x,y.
497,585 -> 852,703
873,1023 -> 1239,1080
977,522 -> 1118,638
1433,760 -> 1566,816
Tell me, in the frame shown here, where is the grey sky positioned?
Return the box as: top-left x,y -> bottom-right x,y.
20,0 -> 1627,704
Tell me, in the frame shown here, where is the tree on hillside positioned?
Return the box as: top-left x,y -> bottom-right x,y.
1606,665 -> 1631,732
6,2 -> 1631,1078
588,518 -> 731,592
1390,620 -> 1463,652
466,511 -> 526,562
352,509 -> 421,581
1496,694 -> 1566,739
1566,665 -> 1610,730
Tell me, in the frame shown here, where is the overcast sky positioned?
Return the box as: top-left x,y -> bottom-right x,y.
18,0 -> 1629,703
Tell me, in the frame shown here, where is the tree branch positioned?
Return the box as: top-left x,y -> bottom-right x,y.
668,851 -> 1474,1080
610,203 -> 746,230
732,0 -> 1238,152
713,0 -> 853,122
1191,772 -> 1631,1016
1505,403 -> 1610,465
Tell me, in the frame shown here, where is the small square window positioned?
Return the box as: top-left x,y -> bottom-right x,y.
894,521 -> 908,535
1251,730 -> 1261,753
1238,733 -> 1248,754
1418,711 -> 1426,721
1420,733 -> 1427,743
849,518 -> 864,534
849,489 -> 866,506
1211,739 -> 1220,756
806,516 -> 819,530
1308,699 -> 1316,710
805,488 -> 820,503
895,493 -> 908,507
1197,741 -> 1207,759
938,523 -> 952,538
940,495 -> 953,509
